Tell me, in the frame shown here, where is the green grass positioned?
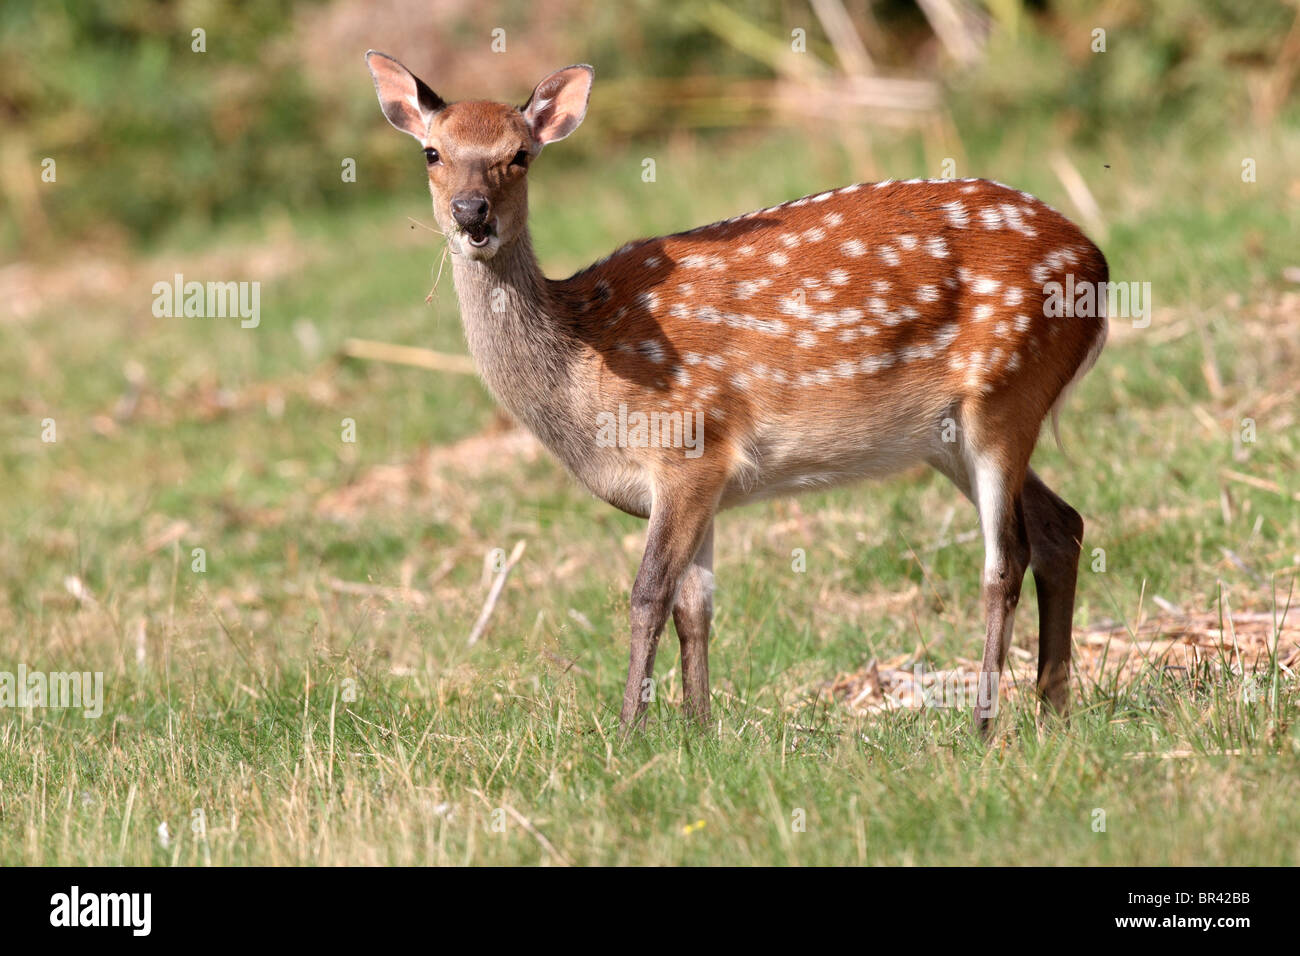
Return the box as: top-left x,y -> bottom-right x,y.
1,117 -> 1298,865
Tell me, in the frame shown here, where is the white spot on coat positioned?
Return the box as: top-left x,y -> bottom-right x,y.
943,201 -> 969,228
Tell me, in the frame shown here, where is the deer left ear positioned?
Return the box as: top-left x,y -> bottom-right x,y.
521,65 -> 594,147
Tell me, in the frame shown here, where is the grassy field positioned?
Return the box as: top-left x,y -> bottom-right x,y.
1,114 -> 1298,865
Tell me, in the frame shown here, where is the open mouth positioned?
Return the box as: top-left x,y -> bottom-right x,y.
462,222 -> 494,247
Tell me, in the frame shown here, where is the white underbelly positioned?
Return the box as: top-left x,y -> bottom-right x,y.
721,420 -> 937,508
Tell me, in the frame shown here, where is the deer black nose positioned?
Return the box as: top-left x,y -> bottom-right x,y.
451,195 -> 490,227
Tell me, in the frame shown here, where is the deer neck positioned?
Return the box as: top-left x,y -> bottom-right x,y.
450,231 -> 585,451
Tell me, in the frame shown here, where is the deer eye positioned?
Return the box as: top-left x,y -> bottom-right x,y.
424,147 -> 440,165
510,149 -> 529,168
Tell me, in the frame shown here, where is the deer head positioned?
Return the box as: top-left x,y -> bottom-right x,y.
365,51 -> 593,261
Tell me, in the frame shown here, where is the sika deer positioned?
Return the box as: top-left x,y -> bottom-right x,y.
365,52 -> 1108,737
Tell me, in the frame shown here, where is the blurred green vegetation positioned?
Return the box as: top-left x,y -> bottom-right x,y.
2,0 -> 323,248
1,0 -> 1295,255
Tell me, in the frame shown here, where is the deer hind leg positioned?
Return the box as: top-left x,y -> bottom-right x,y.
929,443 -> 1027,735
956,434 -> 1024,738
1022,468 -> 1084,720
620,488 -> 717,737
673,523 -> 714,724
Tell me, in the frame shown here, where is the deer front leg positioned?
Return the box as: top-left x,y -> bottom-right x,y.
619,494 -> 716,736
673,523 -> 714,724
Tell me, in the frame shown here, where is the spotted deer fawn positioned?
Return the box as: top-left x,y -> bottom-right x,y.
366,52 -> 1108,737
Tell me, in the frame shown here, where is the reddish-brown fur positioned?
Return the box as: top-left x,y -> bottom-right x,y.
558,179 -> 1106,494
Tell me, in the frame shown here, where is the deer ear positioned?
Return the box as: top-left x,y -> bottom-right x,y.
521,65 -> 593,147
365,50 -> 445,140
